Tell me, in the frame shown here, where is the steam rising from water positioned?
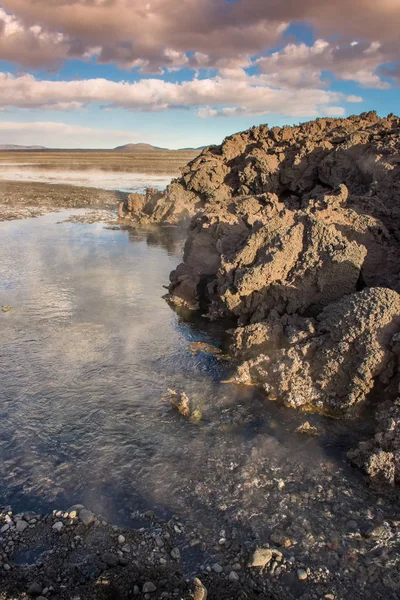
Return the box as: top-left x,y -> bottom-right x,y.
0,211 -> 384,548
0,165 -> 173,192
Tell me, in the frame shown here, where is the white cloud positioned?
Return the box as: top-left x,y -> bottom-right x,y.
0,72 -> 358,118
257,39 -> 391,89
0,0 -> 398,78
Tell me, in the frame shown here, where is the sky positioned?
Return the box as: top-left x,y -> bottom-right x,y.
0,0 -> 399,149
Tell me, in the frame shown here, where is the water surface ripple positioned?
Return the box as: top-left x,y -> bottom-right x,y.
0,211 -> 394,547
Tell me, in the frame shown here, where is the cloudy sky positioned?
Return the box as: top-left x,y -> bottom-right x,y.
0,0 -> 399,148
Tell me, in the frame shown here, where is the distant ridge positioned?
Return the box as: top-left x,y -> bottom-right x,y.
113,143 -> 206,152
0,144 -> 48,150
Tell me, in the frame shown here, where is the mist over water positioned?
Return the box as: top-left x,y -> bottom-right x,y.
0,165 -> 173,192
0,210 -> 386,550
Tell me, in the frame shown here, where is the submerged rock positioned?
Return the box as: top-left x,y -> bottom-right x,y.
164,389 -> 191,418
296,422 -> 319,437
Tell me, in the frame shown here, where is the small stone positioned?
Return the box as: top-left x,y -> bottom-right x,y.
248,547 -> 273,568
159,557 -> 167,565
191,578 -> 207,600
121,545 -> 131,553
3,564 -> 11,571
42,588 -> 49,595
228,571 -> 239,582
1,524 -> 10,533
27,582 -> 43,596
143,582 -> 157,593
170,547 -> 180,560
79,509 -> 95,527
155,535 -> 164,547
118,534 -> 125,544
296,422 -> 319,437
297,568 -> 308,581
104,553 -> 118,567
324,595 -> 335,600
133,585 -> 140,595
212,563 -> 223,573
52,521 -> 63,533
16,520 -> 29,533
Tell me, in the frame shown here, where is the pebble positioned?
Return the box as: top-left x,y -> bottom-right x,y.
248,547 -> 273,568
52,521 -> 63,533
297,568 -> 308,581
212,563 -> 223,573
79,509 -> 95,527
118,534 -> 125,544
27,582 -> 43,596
191,578 -> 207,600
228,571 -> 239,582
1,524 -> 10,533
170,547 -> 180,560
143,581 -> 157,593
155,535 -> 164,548
104,553 -> 119,567
3,564 -> 11,571
16,520 -> 29,533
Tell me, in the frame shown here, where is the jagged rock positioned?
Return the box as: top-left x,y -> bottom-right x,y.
296,422 -> 319,437
348,396 -> 400,485
144,112 -> 400,482
164,389 -> 191,417
232,288 -> 400,415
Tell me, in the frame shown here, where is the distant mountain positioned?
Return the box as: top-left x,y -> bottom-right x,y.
113,143 -> 167,151
114,143 -> 206,152
0,144 -> 48,150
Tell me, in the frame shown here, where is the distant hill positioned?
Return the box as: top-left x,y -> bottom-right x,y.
114,143 -> 206,152
0,144 -> 48,150
113,143 -> 167,151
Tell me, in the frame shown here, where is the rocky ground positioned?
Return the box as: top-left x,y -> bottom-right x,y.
0,181 -> 127,222
1,499 -> 400,600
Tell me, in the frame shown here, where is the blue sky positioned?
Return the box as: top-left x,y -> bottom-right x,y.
0,1 -> 398,148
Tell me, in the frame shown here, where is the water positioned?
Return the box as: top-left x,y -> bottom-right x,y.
0,211 -> 392,549
0,165 -> 172,193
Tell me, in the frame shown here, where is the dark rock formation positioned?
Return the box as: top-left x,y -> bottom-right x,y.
127,112 -> 400,478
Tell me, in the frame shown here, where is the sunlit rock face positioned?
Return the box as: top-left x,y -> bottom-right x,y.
137,112 -> 400,471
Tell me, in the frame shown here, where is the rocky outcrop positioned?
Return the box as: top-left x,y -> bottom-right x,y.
158,113 -> 400,425
348,397 -> 400,486
231,288 -> 400,415
125,112 -> 400,476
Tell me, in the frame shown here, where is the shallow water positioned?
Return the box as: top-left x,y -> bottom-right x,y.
0,166 -> 172,193
0,211 -> 391,552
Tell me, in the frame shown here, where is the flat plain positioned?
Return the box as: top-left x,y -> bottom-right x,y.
0,148 -> 200,174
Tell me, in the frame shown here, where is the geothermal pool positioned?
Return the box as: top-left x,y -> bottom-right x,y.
0,210 -> 394,559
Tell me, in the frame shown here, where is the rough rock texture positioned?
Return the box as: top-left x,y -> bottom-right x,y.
348,397 -> 400,485
231,288 -> 400,415
129,112 -> 400,475
348,333 -> 400,483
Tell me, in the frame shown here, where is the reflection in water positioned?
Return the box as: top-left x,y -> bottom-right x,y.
0,166 -> 172,192
0,211 -> 391,547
